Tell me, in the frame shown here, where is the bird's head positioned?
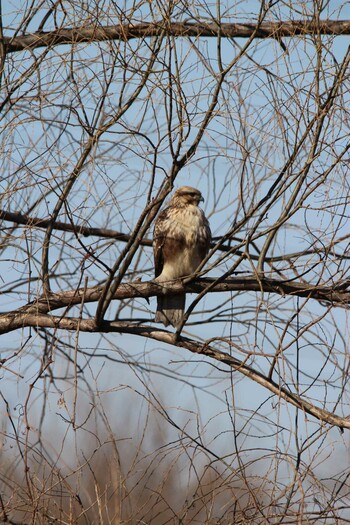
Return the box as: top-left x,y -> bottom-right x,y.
171,186 -> 204,206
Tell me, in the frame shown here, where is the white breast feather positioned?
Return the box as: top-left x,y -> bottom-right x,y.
157,206 -> 207,282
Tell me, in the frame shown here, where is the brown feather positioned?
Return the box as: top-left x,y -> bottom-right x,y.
155,294 -> 186,328
153,186 -> 211,328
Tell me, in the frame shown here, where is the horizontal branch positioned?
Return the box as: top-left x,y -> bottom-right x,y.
0,208 -> 238,253
4,20 -> 350,53
0,276 -> 349,335
2,209 -> 347,262
0,208 -> 213,256
3,313 -> 348,429
1,278 -> 349,429
0,209 -> 142,244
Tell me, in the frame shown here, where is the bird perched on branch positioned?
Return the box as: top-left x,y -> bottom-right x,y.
153,186 -> 211,329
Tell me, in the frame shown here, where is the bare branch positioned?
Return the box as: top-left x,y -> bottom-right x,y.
3,20 -> 350,54
2,313 -> 348,429
1,277 -> 349,336
0,208 -> 147,243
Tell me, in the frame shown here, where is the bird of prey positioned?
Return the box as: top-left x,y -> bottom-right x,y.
153,186 -> 211,328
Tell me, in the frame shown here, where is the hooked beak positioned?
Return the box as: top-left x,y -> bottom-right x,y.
199,195 -> 204,203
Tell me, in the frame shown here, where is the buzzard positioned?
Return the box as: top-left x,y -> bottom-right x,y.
153,186 -> 211,328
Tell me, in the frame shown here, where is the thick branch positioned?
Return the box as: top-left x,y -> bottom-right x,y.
0,276 -> 349,335
2,314 -> 349,429
91,321 -> 350,430
3,20 -> 350,53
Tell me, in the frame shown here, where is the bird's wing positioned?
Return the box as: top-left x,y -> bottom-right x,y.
153,207 -> 171,278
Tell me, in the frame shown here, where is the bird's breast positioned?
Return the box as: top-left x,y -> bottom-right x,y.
172,207 -> 203,241
156,206 -> 209,281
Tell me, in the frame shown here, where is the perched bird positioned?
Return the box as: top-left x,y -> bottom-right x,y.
153,186 -> 211,328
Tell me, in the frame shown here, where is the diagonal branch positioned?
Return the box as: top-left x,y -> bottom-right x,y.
2,314 -> 349,429
3,20 -> 350,54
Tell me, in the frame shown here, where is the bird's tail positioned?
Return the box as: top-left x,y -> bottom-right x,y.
155,294 -> 185,329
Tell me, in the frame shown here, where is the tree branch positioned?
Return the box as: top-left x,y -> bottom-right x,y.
0,195 -> 152,247
3,20 -> 350,54
1,276 -> 349,335
2,313 -> 349,429
3,209 -> 349,261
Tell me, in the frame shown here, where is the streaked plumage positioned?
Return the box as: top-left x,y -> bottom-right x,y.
153,186 -> 211,328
